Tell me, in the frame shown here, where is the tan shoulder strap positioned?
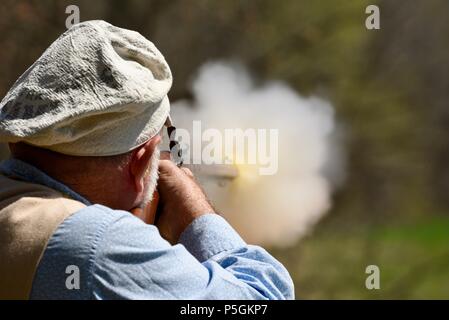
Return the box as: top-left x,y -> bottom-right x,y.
0,175 -> 86,299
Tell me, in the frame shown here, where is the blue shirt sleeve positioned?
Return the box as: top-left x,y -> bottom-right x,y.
30,205 -> 294,300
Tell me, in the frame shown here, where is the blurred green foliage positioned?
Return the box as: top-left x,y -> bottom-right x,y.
274,216 -> 449,299
0,0 -> 448,298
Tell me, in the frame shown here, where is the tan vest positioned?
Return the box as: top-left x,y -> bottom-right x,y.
0,174 -> 85,299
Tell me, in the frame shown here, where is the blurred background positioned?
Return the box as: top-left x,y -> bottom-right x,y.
1,0 -> 448,299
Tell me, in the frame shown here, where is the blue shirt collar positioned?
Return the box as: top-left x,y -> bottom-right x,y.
0,158 -> 91,205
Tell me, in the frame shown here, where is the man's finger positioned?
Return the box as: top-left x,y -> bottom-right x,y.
158,159 -> 177,173
181,167 -> 194,178
160,150 -> 171,160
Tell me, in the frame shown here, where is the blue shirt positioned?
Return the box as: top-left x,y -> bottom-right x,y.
0,159 -> 294,300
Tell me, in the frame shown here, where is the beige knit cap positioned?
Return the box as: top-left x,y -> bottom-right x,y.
0,20 -> 172,156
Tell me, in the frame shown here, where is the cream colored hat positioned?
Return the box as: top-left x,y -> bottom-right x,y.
0,20 -> 172,156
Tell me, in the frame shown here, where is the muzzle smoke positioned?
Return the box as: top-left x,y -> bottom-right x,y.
171,62 -> 345,247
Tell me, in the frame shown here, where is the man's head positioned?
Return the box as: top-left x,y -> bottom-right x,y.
0,20 -> 174,221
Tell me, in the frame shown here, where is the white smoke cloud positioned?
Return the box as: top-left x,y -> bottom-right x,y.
171,61 -> 345,247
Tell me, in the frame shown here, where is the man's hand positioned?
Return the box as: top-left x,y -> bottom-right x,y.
156,156 -> 215,244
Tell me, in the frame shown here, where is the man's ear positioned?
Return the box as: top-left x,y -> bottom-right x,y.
129,135 -> 161,193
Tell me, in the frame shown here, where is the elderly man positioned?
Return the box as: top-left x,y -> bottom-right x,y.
0,20 -> 293,300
